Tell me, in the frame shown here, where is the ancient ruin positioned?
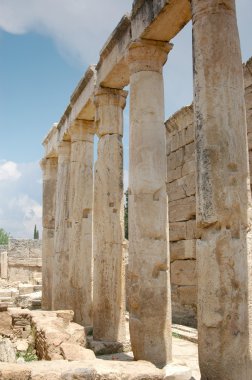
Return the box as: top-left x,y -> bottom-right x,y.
1,0 -> 250,379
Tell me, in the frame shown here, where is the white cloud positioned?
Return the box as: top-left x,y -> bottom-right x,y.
0,161 -> 42,238
0,0 -> 132,65
9,195 -> 42,238
0,160 -> 21,181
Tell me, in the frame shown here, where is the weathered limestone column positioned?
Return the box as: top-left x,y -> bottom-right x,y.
93,87 -> 127,342
68,120 -> 95,327
41,156 -> 58,310
127,39 -> 173,367
191,1 -> 252,378
0,252 -> 8,279
52,141 -> 71,311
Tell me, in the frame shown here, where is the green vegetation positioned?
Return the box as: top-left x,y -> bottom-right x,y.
16,347 -> 38,362
172,331 -> 182,339
33,224 -> 39,240
0,228 -> 9,245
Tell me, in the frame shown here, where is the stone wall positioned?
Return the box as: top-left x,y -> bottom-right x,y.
0,239 -> 42,284
0,246 -> 8,253
166,105 -> 197,327
166,57 -> 252,327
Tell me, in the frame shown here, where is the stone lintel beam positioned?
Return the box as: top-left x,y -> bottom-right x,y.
42,123 -> 59,159
127,38 -> 172,367
131,0 -> 191,42
96,16 -> 131,89
97,1 -> 191,90
57,66 -> 96,143
94,87 -> 128,137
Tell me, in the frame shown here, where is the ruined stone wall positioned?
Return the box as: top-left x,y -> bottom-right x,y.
166,104 -> 197,327
0,239 -> 42,283
0,246 -> 8,253
166,57 -> 252,327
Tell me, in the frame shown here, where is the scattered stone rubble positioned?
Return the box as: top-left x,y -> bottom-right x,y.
0,307 -> 195,379
0,281 -> 42,310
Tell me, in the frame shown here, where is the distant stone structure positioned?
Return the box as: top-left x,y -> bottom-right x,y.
41,0 -> 252,378
0,239 -> 42,283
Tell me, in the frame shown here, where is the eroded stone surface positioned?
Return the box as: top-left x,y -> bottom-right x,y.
93,88 -> 127,343
127,39 -> 172,367
191,0 -> 252,378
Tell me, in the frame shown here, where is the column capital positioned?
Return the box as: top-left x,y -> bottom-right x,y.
69,120 -> 96,143
58,140 -> 71,159
94,87 -> 128,137
94,87 -> 128,109
128,39 -> 173,74
40,156 -> 58,173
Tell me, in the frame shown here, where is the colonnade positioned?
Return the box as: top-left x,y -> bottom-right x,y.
41,0 -> 252,378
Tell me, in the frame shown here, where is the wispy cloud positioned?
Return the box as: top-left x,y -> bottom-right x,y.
0,0 -> 132,65
0,160 -> 21,181
0,161 -> 42,238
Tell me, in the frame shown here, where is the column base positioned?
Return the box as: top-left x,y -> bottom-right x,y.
163,363 -> 192,379
87,336 -> 131,355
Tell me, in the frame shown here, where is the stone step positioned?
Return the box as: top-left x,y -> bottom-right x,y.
0,297 -> 12,302
18,285 -> 34,295
0,290 -> 12,298
172,324 -> 198,344
33,285 -> 42,291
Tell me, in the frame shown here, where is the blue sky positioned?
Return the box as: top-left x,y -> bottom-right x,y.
0,0 -> 251,238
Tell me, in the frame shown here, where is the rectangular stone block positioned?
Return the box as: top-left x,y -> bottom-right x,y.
167,148 -> 184,171
169,222 -> 186,242
170,129 -> 186,152
186,219 -> 198,239
185,123 -> 194,145
1,252 -> 8,279
167,166 -> 182,183
172,284 -> 197,306
167,181 -> 186,202
171,259 -> 197,286
170,239 -> 196,262
181,159 -> 195,176
184,141 -> 195,161
169,196 -> 196,222
179,173 -> 195,197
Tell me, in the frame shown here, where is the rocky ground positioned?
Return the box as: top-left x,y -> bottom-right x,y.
0,279 -> 42,310
0,281 -> 200,379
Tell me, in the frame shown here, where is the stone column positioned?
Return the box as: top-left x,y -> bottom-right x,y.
68,120 -> 95,327
52,141 -> 71,311
0,252 -> 8,279
40,156 -> 58,310
127,39 -> 173,367
93,87 -> 127,342
191,1 -> 252,378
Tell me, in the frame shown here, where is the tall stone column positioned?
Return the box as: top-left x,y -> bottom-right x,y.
191,1 -> 252,378
127,39 -> 173,367
68,120 -> 95,327
52,141 -> 71,311
93,87 -> 127,342
41,156 -> 58,310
